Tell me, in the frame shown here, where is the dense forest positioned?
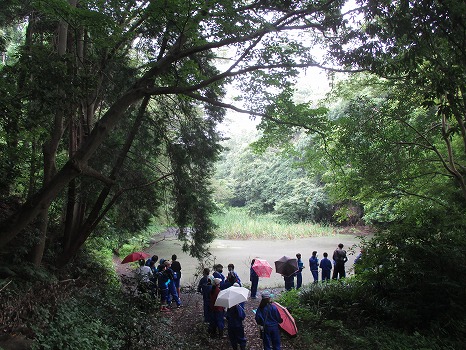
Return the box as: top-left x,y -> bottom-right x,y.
1,0 -> 465,349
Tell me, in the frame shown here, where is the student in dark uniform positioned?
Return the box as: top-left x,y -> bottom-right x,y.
157,263 -> 170,311
319,252 -> 332,281
226,303 -> 247,350
228,263 -> 242,286
209,278 -> 225,338
200,274 -> 213,323
197,267 -> 210,293
213,264 -> 225,282
250,259 -> 259,299
255,291 -> 283,350
283,272 -> 295,291
309,251 -> 319,283
145,254 -> 158,267
171,254 -> 182,297
296,253 -> 304,289
222,272 -> 237,290
164,260 -> 181,307
332,243 -> 348,279
213,264 -> 226,289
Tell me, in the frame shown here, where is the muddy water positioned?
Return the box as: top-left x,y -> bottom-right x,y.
147,234 -> 362,288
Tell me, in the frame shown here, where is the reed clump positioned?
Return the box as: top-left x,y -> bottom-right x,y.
213,208 -> 335,240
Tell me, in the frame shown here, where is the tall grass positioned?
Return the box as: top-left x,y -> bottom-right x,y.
213,207 -> 336,239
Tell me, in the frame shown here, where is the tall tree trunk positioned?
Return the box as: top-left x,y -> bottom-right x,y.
62,121 -> 81,253
58,96 -> 150,263
29,109 -> 65,266
1,23 -> 184,249
28,0 -> 76,265
0,89 -> 145,249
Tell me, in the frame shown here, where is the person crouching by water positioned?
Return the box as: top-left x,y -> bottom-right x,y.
255,291 -> 283,350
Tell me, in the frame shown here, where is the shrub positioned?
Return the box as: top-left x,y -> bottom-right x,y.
31,297 -> 121,350
277,216 -> 466,349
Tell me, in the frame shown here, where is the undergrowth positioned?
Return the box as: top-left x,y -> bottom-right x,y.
0,246 -> 183,350
276,279 -> 465,350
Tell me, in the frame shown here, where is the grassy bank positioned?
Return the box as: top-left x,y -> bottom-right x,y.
213,208 -> 335,239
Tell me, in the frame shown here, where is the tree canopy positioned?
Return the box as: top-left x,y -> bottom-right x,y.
255,0 -> 466,221
0,0 -> 348,263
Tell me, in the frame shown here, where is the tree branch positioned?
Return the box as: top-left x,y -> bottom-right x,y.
80,164 -> 117,185
181,91 -> 325,136
144,62 -> 363,97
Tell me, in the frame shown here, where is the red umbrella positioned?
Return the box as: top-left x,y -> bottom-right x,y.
252,259 -> 273,278
273,302 -> 298,337
121,251 -> 151,264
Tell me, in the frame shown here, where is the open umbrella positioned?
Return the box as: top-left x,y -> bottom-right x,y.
214,286 -> 250,308
274,256 -> 299,277
252,259 -> 273,278
273,302 -> 298,337
121,251 -> 151,264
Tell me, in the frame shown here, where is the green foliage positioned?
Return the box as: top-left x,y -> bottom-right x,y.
286,273 -> 465,350
1,0 -> 352,263
275,288 -> 320,324
271,177 -> 332,224
29,283 -> 172,350
31,297 -> 121,350
222,4 -> 466,345
357,221 -> 466,332
167,105 -> 223,257
276,214 -> 466,349
1,244 -> 187,350
252,88 -> 330,153
330,0 -> 466,201
296,73 -> 466,228
215,131 -> 335,224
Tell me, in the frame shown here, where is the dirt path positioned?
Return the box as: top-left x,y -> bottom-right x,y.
163,290 -> 298,350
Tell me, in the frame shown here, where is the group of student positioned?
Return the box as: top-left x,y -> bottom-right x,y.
197,263 -> 284,350
286,243 -> 351,291
134,243 -> 356,349
135,254 -> 182,311
197,264 -> 243,346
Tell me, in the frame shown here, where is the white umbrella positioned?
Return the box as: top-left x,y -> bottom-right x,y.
214,286 -> 250,308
